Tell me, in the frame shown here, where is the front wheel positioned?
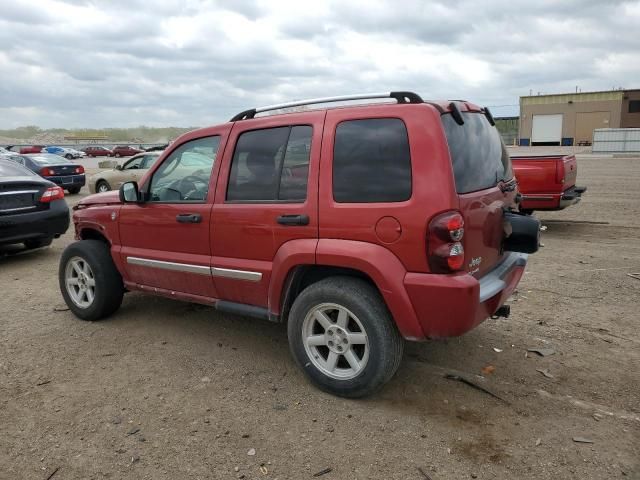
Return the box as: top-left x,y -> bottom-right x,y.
65,154 -> 73,159
59,240 -> 124,321
288,276 -> 404,398
96,180 -> 111,193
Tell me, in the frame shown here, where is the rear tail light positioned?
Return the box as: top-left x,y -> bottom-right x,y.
555,161 -> 565,184
40,167 -> 56,176
40,186 -> 65,203
427,210 -> 465,273
75,166 -> 85,174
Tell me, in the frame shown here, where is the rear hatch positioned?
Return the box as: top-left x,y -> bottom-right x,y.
441,107 -> 515,278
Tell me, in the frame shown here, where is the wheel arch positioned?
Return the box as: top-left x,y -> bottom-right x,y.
271,239 -> 425,340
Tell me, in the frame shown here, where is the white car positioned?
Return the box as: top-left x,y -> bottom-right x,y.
44,146 -> 85,159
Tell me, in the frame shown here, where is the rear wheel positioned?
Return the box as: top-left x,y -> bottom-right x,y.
96,180 -> 111,193
288,276 -> 404,398
24,237 -> 53,249
115,153 -> 121,158
65,153 -> 73,159
59,240 -> 124,321
67,186 -> 81,194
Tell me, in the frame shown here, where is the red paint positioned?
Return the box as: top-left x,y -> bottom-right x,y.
513,154 -> 583,211
71,98 -> 531,341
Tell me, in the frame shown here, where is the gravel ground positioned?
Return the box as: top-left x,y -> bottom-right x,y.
1,155 -> 639,480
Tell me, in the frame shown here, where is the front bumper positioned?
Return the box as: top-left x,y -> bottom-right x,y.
403,252 -> 528,338
0,199 -> 70,245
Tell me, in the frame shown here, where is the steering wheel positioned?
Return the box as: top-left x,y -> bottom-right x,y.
178,174 -> 208,200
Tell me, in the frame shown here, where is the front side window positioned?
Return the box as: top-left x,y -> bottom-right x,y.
333,118 -> 412,203
141,154 -> 160,169
226,125 -> 312,202
123,156 -> 144,170
148,136 -> 220,202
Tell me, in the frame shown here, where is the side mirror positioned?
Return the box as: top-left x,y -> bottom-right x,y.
119,181 -> 140,203
115,164 -> 123,171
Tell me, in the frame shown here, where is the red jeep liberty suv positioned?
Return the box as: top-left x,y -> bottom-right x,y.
59,92 -> 539,397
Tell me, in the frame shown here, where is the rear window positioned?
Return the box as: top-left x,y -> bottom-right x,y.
0,160 -> 34,176
29,154 -> 70,165
442,112 -> 512,194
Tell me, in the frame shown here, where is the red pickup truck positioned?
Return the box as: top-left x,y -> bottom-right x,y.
58,92 -> 540,397
512,154 -> 586,214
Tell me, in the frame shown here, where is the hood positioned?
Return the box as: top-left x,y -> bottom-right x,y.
76,190 -> 121,208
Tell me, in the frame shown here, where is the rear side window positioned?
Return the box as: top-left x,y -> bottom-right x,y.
227,125 -> 312,202
0,160 -> 34,176
442,112 -> 512,194
333,118 -> 411,203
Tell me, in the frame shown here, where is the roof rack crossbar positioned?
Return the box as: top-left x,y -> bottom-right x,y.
230,91 -> 423,121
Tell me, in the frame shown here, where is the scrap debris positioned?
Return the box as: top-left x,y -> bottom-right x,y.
536,368 -> 554,379
572,437 -> 594,444
444,373 -> 509,404
417,467 -> 433,479
313,467 -> 333,477
527,347 -> 555,357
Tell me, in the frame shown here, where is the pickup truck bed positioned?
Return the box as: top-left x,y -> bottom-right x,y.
512,154 -> 586,213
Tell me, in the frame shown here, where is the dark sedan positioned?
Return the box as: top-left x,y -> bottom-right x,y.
6,153 -> 85,194
0,159 -> 69,249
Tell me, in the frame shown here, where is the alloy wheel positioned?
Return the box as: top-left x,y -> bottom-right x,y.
302,303 -> 369,380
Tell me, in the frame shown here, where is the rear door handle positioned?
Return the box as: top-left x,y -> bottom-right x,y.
277,214 -> 309,226
176,213 -> 202,223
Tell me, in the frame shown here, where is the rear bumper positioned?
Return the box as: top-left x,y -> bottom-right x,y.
403,252 -> 527,339
44,174 -> 86,189
559,185 -> 586,209
0,199 -> 69,245
520,185 -> 586,211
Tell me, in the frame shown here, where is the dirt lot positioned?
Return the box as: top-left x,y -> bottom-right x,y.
1,155 -> 639,480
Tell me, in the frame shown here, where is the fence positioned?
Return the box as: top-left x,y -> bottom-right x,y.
592,128 -> 640,153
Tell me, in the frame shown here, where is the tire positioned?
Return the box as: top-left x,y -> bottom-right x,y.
24,236 -> 53,249
115,153 -> 120,158
67,186 -> 81,194
59,240 -> 124,321
96,180 -> 111,193
65,154 -> 73,159
288,276 -> 404,398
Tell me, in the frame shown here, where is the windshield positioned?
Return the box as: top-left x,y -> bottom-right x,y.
29,154 -> 72,165
441,112 -> 513,194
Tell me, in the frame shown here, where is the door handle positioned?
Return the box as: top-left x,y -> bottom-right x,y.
176,213 -> 202,223
277,214 -> 309,226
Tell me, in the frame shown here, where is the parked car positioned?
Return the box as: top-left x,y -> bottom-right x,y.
19,145 -> 44,154
112,145 -> 143,157
0,159 -> 69,249
13,154 -> 86,194
145,143 -> 169,152
512,154 -> 587,213
58,92 -> 539,397
43,146 -> 84,159
88,152 -> 163,193
83,146 -> 113,157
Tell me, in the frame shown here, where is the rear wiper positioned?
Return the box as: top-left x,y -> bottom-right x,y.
483,107 -> 496,126
499,178 -> 517,192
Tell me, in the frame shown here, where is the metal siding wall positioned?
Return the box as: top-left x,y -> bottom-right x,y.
592,128 -> 640,153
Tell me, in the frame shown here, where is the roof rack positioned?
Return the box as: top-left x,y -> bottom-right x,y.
230,91 -> 423,121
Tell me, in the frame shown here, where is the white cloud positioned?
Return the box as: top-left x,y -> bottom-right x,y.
0,0 -> 638,127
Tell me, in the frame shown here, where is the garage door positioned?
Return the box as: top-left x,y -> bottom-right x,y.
532,114 -> 563,145
576,111 -> 610,145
